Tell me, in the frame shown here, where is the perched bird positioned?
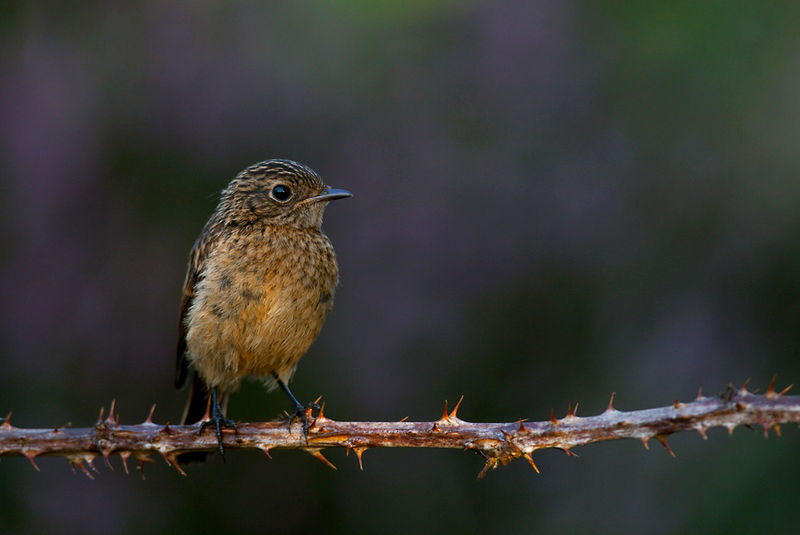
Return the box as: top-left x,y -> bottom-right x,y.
175,159 -> 351,456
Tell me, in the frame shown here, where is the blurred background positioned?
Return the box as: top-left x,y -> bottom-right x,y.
2,1 -> 799,533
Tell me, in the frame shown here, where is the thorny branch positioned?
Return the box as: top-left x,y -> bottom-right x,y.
0,379 -> 797,479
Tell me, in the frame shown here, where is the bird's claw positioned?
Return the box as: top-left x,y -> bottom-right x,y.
200,389 -> 236,457
281,401 -> 318,444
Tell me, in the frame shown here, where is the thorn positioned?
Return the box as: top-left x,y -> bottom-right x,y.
119,451 -> 130,474
477,461 -> 491,479
673,399 -> 683,409
740,377 -> 751,394
25,451 -> 41,471
354,447 -> 367,470
85,455 -> 99,474
72,460 -> 95,480
762,424 -> 771,439
696,426 -> 708,440
107,399 -> 117,425
606,392 -> 616,412
135,453 -> 154,480
144,404 -> 156,424
160,423 -> 172,434
305,448 -> 337,470
259,445 -> 273,459
162,452 -> 187,476
562,448 -> 579,458
101,450 -> 114,470
96,407 -> 105,425
136,459 -> 147,479
449,395 -> 464,419
441,400 -> 449,421
766,375 -> 778,398
517,419 -> 528,433
399,416 -> 409,422
696,386 -> 704,400
477,456 -> 497,480
774,424 -> 782,437
725,423 -> 736,436
641,438 -> 650,451
522,453 -> 540,474
779,384 -> 793,396
304,405 -> 315,426
655,435 -> 676,457
136,452 -> 154,464
316,401 -> 326,421
1,412 -> 12,429
564,403 -> 579,418
549,409 -> 560,425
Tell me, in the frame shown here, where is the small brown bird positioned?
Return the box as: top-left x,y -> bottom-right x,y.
175,159 -> 351,455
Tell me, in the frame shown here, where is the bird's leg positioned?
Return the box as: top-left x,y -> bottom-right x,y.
200,387 -> 237,457
274,374 -> 318,441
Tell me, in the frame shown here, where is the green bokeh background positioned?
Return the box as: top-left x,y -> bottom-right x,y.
2,2 -> 799,533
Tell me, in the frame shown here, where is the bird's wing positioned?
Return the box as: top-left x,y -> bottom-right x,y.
175,221 -> 220,389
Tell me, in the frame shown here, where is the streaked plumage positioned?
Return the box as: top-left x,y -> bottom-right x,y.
176,160 -> 350,442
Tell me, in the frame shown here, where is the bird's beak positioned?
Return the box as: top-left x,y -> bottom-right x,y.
307,187 -> 353,203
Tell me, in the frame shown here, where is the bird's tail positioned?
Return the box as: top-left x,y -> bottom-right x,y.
181,372 -> 211,425
178,373 -> 228,463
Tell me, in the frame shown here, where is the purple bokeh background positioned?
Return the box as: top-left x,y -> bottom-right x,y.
2,3 -> 799,534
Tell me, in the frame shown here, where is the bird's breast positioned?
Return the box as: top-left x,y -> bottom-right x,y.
185,227 -> 339,387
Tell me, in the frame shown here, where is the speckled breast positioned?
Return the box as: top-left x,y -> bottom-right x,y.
185,226 -> 339,390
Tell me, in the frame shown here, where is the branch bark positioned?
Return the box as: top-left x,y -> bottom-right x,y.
1,381 -> 796,478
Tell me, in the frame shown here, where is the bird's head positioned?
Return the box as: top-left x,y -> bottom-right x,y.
218,159 -> 351,229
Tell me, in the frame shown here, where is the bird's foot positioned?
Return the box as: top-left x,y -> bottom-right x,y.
274,376 -> 320,443
200,389 -> 236,457
282,399 -> 320,443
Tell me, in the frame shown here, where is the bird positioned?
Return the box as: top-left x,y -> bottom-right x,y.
175,159 -> 351,457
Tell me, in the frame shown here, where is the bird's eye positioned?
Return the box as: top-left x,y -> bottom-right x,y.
270,184 -> 292,202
